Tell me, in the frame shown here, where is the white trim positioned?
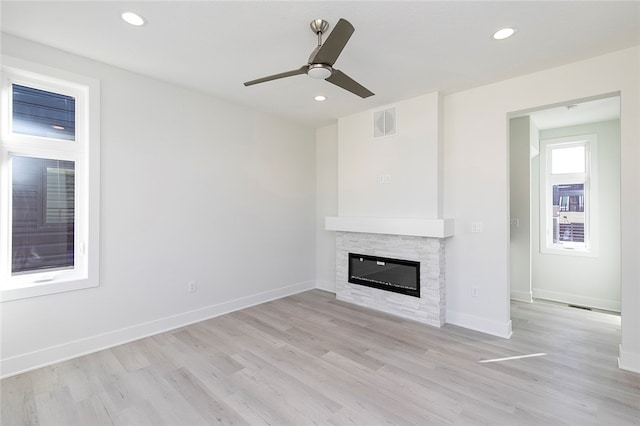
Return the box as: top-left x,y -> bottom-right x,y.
510,290 -> 533,303
0,280 -> 315,378
446,310 -> 513,339
315,279 -> 336,293
618,344 -> 640,374
533,288 -> 621,312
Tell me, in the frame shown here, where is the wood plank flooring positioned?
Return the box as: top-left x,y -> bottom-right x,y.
2,290 -> 639,425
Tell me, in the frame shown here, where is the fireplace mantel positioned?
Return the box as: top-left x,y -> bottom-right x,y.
325,216 -> 454,238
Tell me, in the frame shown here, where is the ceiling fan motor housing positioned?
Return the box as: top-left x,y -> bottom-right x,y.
307,64 -> 332,79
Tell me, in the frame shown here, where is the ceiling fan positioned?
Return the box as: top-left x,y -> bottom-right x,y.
244,18 -> 374,98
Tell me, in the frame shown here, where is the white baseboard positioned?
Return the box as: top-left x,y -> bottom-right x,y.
315,279 -> 336,293
1,280 -> 315,379
510,290 -> 533,303
446,310 -> 512,339
618,344 -> 640,374
532,288 -> 620,312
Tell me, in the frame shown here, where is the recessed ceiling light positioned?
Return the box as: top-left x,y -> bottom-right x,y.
314,95 -> 327,102
493,27 -> 516,40
121,11 -> 146,27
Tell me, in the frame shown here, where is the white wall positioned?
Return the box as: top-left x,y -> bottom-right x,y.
444,46 -> 639,372
1,34 -> 317,376
509,116 -> 532,303
337,92 -> 442,219
315,124 -> 338,293
532,120 -> 621,312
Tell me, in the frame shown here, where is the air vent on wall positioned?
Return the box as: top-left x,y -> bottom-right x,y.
374,107 -> 396,138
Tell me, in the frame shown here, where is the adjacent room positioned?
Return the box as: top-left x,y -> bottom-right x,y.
1,1 -> 639,424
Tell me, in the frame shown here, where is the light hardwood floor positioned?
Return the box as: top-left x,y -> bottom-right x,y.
2,290 -> 639,425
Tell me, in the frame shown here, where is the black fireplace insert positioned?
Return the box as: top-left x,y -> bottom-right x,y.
348,253 -> 420,298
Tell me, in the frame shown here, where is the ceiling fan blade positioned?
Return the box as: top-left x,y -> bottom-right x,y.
244,66 -> 307,86
326,70 -> 374,98
311,18 -> 354,66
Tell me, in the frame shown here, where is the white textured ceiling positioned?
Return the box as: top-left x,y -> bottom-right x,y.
2,1 -> 639,127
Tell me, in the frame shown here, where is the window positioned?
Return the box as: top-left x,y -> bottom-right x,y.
1,57 -> 100,301
540,134 -> 597,256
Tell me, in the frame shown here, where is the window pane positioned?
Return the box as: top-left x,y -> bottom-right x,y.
551,145 -> 585,174
552,183 -> 585,244
12,156 -> 75,274
12,84 -> 76,141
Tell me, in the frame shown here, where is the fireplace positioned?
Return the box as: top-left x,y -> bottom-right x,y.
349,253 -> 420,297
333,231 -> 447,327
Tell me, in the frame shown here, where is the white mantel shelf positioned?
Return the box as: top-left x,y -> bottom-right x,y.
325,216 -> 455,238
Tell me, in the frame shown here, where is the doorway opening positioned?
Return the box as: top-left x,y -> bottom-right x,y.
508,94 -> 621,316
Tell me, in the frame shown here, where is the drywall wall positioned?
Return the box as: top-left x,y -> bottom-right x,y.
444,46 -> 639,372
0,34 -> 316,376
337,92 -> 441,219
509,116 -> 532,303
531,120 -> 621,311
315,124 -> 338,293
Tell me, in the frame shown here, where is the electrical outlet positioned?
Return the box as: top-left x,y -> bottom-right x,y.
471,222 -> 483,233
188,281 -> 197,293
472,287 -> 479,297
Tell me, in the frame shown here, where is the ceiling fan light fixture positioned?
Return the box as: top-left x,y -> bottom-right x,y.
307,64 -> 332,79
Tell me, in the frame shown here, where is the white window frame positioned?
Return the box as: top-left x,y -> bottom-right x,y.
0,56 -> 100,301
539,134 -> 598,257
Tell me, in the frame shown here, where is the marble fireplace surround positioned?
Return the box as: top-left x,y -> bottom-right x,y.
326,217 -> 454,327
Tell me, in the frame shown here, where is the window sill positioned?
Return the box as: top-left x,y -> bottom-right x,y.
1,277 -> 98,302
540,246 -> 598,258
